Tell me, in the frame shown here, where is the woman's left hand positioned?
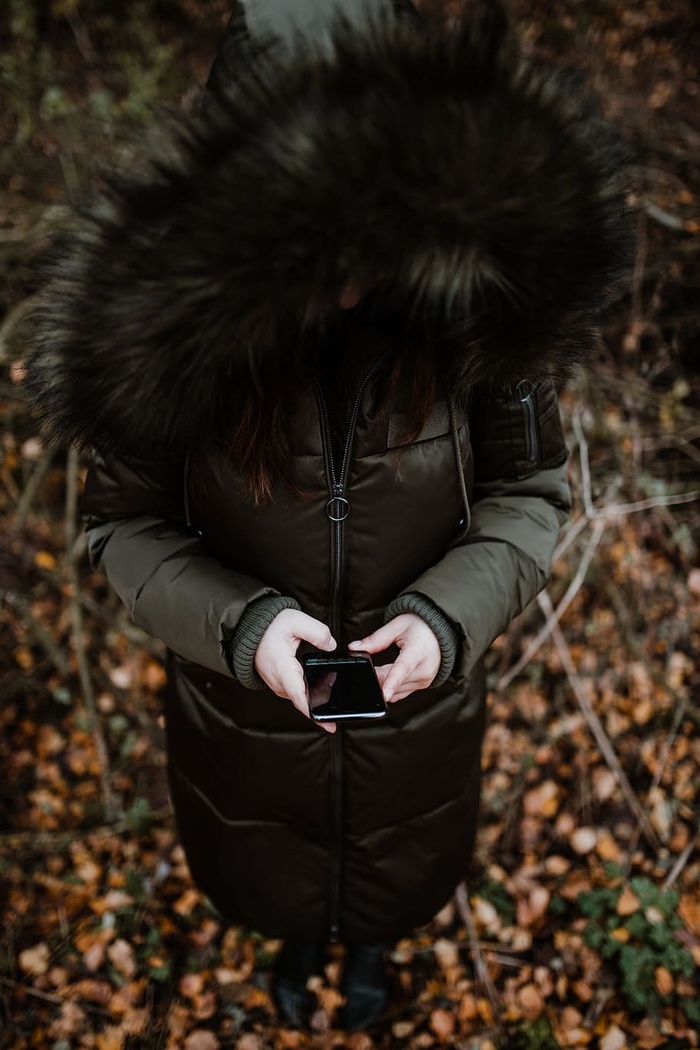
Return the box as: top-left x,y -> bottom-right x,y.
348,614 -> 441,702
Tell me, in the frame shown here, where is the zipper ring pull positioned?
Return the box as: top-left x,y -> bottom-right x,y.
326,496 -> 350,522
515,379 -> 532,402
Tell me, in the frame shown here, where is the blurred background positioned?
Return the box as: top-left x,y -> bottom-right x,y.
1,2 -> 699,1048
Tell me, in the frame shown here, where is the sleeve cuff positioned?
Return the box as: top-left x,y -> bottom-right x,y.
225,595 -> 301,690
384,592 -> 461,688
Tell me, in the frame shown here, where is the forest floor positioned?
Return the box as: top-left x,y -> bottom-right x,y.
1,1 -> 699,1048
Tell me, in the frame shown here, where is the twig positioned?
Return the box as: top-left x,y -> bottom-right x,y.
13,449 -> 53,529
497,517 -> 606,691
0,976 -> 111,1017
65,447 -> 121,823
538,591 -> 661,851
571,411 -> 594,518
589,490 -> 700,517
663,824 -> 700,891
0,805 -> 172,852
0,591 -> 69,675
454,882 -> 501,1023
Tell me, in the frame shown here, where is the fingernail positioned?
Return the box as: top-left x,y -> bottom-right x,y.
384,691 -> 393,702
348,640 -> 362,649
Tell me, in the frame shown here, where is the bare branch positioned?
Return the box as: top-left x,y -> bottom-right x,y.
65,447 -> 121,823
454,882 -> 501,1024
538,591 -> 661,851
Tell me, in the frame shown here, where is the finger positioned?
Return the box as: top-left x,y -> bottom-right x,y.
374,664 -> 393,686
294,615 -> 337,652
283,663 -> 312,719
382,651 -> 418,702
348,621 -> 401,655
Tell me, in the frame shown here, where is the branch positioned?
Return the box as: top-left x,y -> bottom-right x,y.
64,448 -> 121,822
454,882 -> 501,1024
497,517 -> 606,692
1,590 -> 69,675
538,591 -> 661,851
14,448 -> 54,529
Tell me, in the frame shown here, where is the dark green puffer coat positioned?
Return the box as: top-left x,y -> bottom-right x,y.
24,0 -> 630,941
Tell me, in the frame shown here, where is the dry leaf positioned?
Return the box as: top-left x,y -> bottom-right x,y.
235,1035 -> 262,1050
678,894 -> 700,934
434,938 -> 460,970
616,888 -> 640,916
571,827 -> 598,854
429,1008 -> 456,1041
654,966 -> 674,997
35,550 -> 56,571
184,1032 -> 220,1050
95,1027 -> 125,1050
180,972 -> 205,998
107,939 -> 137,979
600,1026 -> 627,1050
392,1021 -> 415,1038
19,943 -> 50,975
48,1001 -> 87,1039
517,984 -> 544,1020
523,780 -> 560,818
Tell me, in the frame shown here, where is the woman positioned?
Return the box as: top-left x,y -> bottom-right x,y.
25,0 -> 630,1031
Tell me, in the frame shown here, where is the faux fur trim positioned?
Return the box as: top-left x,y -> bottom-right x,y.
25,0 -> 632,457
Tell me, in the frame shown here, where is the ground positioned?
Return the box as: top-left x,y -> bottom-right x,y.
0,1 -> 699,1048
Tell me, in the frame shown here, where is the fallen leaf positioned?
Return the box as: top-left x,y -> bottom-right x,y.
392,1021 -> 415,1038
616,887 -> 640,916
654,966 -> 674,997
600,1026 -> 627,1050
434,938 -> 460,970
35,550 -> 56,571
517,984 -> 544,1020
107,939 -> 137,979
185,1032 -> 220,1050
571,827 -> 598,854
19,943 -> 50,975
678,894 -> 700,934
235,1036 -> 262,1050
429,1007 -> 456,1041
523,780 -> 560,818
180,972 -> 205,998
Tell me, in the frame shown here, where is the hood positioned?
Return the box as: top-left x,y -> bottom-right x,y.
25,0 -> 632,458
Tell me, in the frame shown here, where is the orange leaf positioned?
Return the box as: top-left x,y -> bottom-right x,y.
429,1008 -> 456,1042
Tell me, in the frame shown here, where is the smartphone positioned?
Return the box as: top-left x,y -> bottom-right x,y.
302,651 -> 388,722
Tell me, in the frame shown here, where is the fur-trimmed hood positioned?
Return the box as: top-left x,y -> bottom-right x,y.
25,0 -> 632,457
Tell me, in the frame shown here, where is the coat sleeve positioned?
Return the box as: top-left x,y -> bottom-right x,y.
81,453 -> 297,677
391,378 -> 571,678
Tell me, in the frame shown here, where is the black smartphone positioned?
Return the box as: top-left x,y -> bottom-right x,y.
302,651 -> 388,722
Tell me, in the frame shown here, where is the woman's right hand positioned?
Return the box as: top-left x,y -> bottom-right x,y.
254,609 -> 337,733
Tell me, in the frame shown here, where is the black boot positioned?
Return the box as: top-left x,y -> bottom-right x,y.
273,940 -> 325,1029
339,942 -> 389,1032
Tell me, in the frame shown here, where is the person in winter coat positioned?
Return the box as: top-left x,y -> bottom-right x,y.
25,0 -> 631,1031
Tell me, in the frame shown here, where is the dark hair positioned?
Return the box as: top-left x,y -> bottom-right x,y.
224,330 -> 440,505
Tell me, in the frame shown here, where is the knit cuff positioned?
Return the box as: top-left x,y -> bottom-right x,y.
384,592 -> 461,687
226,595 -> 302,690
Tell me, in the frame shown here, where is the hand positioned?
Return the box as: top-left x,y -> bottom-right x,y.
348,613 -> 441,703
254,610 -> 337,733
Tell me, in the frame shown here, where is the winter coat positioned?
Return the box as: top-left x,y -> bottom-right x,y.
24,0 -> 631,942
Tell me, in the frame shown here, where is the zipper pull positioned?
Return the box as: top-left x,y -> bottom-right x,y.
326,484 -> 350,522
515,380 -> 539,466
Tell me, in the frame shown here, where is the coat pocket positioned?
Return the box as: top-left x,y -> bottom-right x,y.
471,377 -> 567,482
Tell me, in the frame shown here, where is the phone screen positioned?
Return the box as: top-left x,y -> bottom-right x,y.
303,653 -> 388,722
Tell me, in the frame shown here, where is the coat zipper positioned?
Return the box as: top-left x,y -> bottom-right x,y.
314,352 -> 388,940
516,380 -> 540,466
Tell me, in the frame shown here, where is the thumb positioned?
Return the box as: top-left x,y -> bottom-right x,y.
349,621 -> 399,655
